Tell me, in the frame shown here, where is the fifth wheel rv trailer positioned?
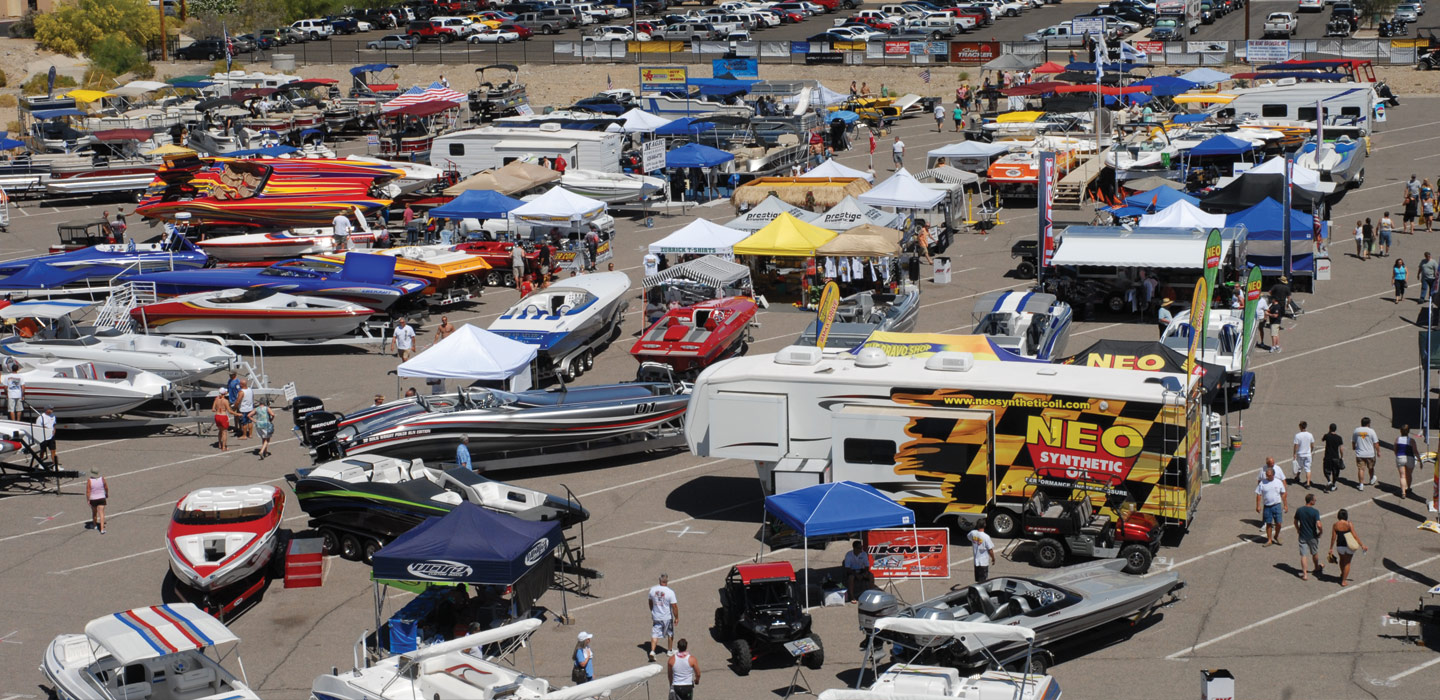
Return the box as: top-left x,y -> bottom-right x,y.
1223,83 -> 1379,135
686,346 -> 1205,535
430,124 -> 624,176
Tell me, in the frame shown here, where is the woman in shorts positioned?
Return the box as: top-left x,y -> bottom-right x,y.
1403,192 -> 1418,234
1393,424 -> 1423,498
1328,509 -> 1368,587
211,392 -> 233,451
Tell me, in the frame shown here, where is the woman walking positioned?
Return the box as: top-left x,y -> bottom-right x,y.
1354,220 -> 1366,260
573,632 -> 595,683
1393,258 -> 1408,303
251,398 -> 275,460
1423,179 -> 1436,233
1404,190 -> 1419,234
1364,218 -> 1376,257
1394,425 -> 1423,498
87,469 -> 109,534
1328,509 -> 1368,586
1379,211 -> 1394,257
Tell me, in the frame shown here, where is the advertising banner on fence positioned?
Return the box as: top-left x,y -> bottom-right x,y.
1246,39 -> 1290,63
806,52 -> 845,65
1187,41 -> 1229,53
948,41 -> 1000,63
884,41 -> 911,55
639,66 -> 686,90
631,41 -> 684,53
867,528 -> 950,579
712,58 -> 758,78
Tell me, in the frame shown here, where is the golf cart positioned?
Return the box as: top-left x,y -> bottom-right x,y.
713,562 -> 823,676
1019,490 -> 1161,574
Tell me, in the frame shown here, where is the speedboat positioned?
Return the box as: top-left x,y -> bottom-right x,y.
986,149 -> 1078,190
637,92 -> 753,118
1160,307 -> 1258,377
310,619 -> 663,700
1105,140 -> 1181,182
852,662 -> 1061,700
798,285 -> 921,351
294,382 -> 689,468
344,155 -> 444,195
166,485 -> 285,602
1295,136 -> 1366,188
124,256 -> 428,313
0,234 -> 207,298
560,168 -> 664,204
488,271 -> 631,380
41,604 -> 260,700
0,299 -> 238,382
136,156 -> 402,227
199,228 -> 382,264
287,454 -> 588,548
132,288 -> 375,341
3,358 -> 170,417
859,559 -> 1184,672
971,290 -> 1073,361
43,129 -> 164,197
312,245 -> 490,305
630,297 -> 756,377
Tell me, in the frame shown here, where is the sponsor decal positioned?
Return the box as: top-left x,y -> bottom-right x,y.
1025,416 -> 1145,486
407,559 -> 473,580
523,538 -> 551,566
1083,353 -> 1169,371
948,41 -> 1000,63
867,528 -> 949,578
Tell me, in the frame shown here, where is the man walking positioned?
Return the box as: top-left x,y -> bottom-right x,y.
34,405 -> 58,465
933,103 -> 945,132
891,136 -> 905,170
1353,417 -> 1379,490
667,639 -> 700,700
969,518 -> 995,582
1322,423 -> 1345,492
392,317 -> 416,361
455,435 -> 472,470
647,573 -> 678,662
1294,493 -> 1323,580
1294,421 -> 1315,488
1256,462 -> 1288,546
4,361 -> 24,421
1422,252 -> 1438,302
236,379 -> 254,440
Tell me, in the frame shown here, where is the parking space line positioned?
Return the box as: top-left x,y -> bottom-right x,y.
1166,550 -> 1440,659
587,500 -> 753,547
1251,325 -> 1408,370
1160,498 -> 1373,573
1388,656 -> 1440,683
577,458 -> 732,498
1337,365 -> 1419,388
48,514 -> 309,575
570,547 -> 793,614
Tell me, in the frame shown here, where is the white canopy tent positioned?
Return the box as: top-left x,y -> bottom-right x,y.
1245,155 -> 1335,193
1138,199 -> 1227,229
725,195 -> 812,232
858,169 -> 946,209
806,195 -> 902,229
807,158 -> 875,183
509,186 -> 608,225
648,218 -> 750,257
396,324 -> 538,392
604,108 -> 672,134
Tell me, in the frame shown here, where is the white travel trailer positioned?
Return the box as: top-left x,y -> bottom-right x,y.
686,346 -> 1206,534
430,124 -> 624,176
1224,82 -> 1379,134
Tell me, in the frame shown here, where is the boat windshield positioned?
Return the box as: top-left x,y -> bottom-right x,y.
173,500 -> 274,525
260,265 -> 322,279
212,288 -> 280,304
464,387 -> 519,409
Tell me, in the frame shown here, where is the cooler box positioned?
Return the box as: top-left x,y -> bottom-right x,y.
283,536 -> 326,589
933,256 -> 952,284
1201,669 -> 1234,700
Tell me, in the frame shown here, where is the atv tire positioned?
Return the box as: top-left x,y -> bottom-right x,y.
731,638 -> 752,675
1033,538 -> 1066,568
802,633 -> 824,669
1120,543 -> 1154,574
713,606 -> 726,634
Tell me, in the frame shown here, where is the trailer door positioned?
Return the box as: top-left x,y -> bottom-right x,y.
833,405 -> 995,519
705,392 -> 788,461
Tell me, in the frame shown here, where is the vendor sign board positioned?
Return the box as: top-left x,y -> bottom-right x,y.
1134,40 -> 1166,55
641,140 -> 665,174
867,528 -> 949,579
815,281 -> 842,349
1246,39 -> 1290,63
1071,16 -> 1108,37
948,41 -> 1000,63
639,66 -> 686,91
712,58 -> 758,79
555,240 -> 613,270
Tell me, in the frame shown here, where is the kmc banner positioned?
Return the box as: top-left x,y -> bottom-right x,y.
867,528 -> 950,579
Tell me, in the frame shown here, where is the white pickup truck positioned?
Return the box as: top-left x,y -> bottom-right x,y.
1262,11 -> 1298,37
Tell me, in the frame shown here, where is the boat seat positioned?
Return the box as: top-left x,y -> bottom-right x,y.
967,588 -> 999,620
1081,514 -> 1111,537
113,683 -> 151,700
370,464 -> 403,484
171,667 -> 218,694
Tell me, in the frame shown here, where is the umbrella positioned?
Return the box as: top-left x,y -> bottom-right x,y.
0,136 -> 25,151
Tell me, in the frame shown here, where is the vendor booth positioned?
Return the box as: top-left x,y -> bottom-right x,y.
1226,198 -> 1324,287
732,177 -> 871,212
726,195 -> 812,232
807,158 -> 875,183
397,323 -> 538,393
648,218 -> 750,258
1139,200 -> 1228,229
1046,225 -> 1249,318
735,213 -> 838,304
642,255 -> 754,304
508,187 -> 613,269
806,195 -> 902,230
604,107 -> 672,134
924,141 -> 1015,173
815,224 -> 902,258
429,189 -> 524,221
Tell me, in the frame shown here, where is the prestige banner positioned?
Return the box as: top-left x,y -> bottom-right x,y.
867,528 -> 950,579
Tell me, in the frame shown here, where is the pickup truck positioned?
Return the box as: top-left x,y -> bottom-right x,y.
1024,22 -> 1115,46
512,12 -> 569,34
1263,11 -> 1297,36
904,17 -> 963,36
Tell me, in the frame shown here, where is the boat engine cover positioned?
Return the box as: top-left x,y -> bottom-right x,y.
301,410 -> 340,450
291,395 -> 327,430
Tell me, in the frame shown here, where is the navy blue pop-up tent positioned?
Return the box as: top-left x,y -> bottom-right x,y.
1188,134 -> 1256,157
429,189 -> 524,220
372,502 -> 560,586
1226,197 -> 1323,275
1108,184 -> 1199,218
665,142 -> 735,168
1135,76 -> 1197,97
764,481 -> 917,605
654,117 -> 716,137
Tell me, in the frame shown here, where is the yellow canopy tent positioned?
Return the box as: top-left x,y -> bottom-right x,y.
66,90 -> 114,104
733,213 -> 836,257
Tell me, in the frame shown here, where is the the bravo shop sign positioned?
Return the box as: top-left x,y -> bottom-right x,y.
1025,416 -> 1145,486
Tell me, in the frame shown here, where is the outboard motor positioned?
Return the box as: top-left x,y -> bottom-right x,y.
291,395 -> 327,445
1375,81 -> 1400,107
857,589 -> 900,633
302,411 -> 343,463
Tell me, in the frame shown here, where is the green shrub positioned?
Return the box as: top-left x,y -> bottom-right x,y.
131,62 -> 156,79
0,94 -> 17,108
0,69 -> 7,88
34,0 -> 160,56
21,72 -> 78,95
89,35 -> 147,76
7,12 -> 37,39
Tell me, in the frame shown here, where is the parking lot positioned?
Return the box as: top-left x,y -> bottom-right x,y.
3,69 -> 1440,700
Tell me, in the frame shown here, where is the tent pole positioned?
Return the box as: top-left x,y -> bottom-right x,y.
913,521 -> 924,600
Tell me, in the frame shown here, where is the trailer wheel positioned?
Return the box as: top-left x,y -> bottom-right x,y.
319,527 -> 340,556
730,638 -> 752,675
988,509 -> 1019,538
581,349 -> 595,370
1033,538 -> 1065,568
1106,294 -> 1126,313
362,538 -> 384,564
1015,261 -> 1036,278
340,533 -> 363,561
1120,544 -> 1154,574
486,270 -> 502,286
1006,654 -> 1047,675
802,633 -> 824,669
504,272 -> 516,287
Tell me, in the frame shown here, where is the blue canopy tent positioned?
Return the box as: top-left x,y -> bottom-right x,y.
654,117 -> 717,137
351,63 -> 399,76
1135,76 -> 1197,97
1171,113 -> 1209,124
667,143 -> 735,202
0,132 -> 25,151
1188,134 -> 1256,157
1107,184 -> 1199,217
429,189 -> 524,220
29,108 -> 85,120
764,481 -> 918,605
1226,198 -> 1322,275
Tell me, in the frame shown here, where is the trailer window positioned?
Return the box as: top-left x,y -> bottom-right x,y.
844,438 -> 896,465
449,143 -> 464,156
1297,106 -> 1318,121
1261,104 -> 1288,118
1339,106 -> 1360,117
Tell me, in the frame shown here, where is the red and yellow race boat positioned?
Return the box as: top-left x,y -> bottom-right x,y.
136,155 -> 403,227
630,297 -> 757,377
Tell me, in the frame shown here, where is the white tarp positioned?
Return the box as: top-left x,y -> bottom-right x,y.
604,108 -> 672,134
1138,200 -> 1227,229
926,141 -> 1013,160
397,324 -> 537,381
648,218 -> 750,256
858,169 -> 946,209
1051,232 -> 1235,269
1247,155 -> 1331,192
509,186 -> 608,224
806,158 -> 875,183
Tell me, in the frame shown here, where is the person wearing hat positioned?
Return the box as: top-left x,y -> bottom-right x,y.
1156,298 -> 1176,333
573,631 -> 595,683
34,405 -> 58,465
86,468 -> 109,534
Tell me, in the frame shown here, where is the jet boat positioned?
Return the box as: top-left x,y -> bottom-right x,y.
559,168 -> 665,204
798,285 -> 920,350
0,234 -> 207,298
135,156 -> 402,227
294,382 -> 689,468
1295,135 -> 1366,188
488,271 -> 631,380
1,358 -> 170,417
132,288 -> 375,341
123,256 -> 427,313
630,297 -> 756,377
287,454 -> 589,550
41,604 -> 260,700
1160,307 -> 1259,377
199,228 -> 382,264
166,485 -> 285,598
971,290 -> 1073,361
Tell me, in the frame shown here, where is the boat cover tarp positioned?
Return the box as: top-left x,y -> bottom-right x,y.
653,117 -> 716,136
1062,339 -> 1224,398
222,145 -> 298,157
725,195 -> 811,232
0,262 -> 94,290
686,78 -> 758,96
1135,76 -> 1198,97
1199,173 -> 1326,214
648,219 -> 749,256
665,142 -> 735,168
1139,200 -> 1227,229
84,604 -> 238,666
603,108 -> 672,134
430,189 -> 525,220
443,160 -> 561,197
733,213 -> 836,257
1050,227 -> 1236,269
339,253 -> 399,285
806,195 -> 901,230
984,54 -> 1043,71
509,186 -> 607,224
1179,68 -> 1231,85
807,158 -> 874,183
858,169 -> 945,209
643,254 -> 751,288
371,502 -> 562,586
397,323 -> 536,381
764,481 -> 913,537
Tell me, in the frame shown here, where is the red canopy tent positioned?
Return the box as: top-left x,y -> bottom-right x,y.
1033,61 -> 1067,74
1052,84 -> 1153,96
1001,81 -> 1068,97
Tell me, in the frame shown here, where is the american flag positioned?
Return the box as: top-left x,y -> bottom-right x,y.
381,82 -> 465,112
607,74 -> 613,89
919,69 -> 931,84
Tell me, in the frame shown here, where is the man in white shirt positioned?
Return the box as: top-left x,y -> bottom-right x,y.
1293,421 -> 1315,488
34,405 -> 58,465
969,520 -> 995,582
646,573 -> 678,662
842,540 -> 871,603
237,379 -> 255,440
891,137 -> 905,170
4,365 -> 24,421
332,213 -> 352,252
510,243 -> 526,282
1353,417 -> 1380,490
1255,462 -> 1288,546
392,318 -> 416,361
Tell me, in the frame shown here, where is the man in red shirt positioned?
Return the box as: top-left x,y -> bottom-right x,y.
553,154 -> 567,173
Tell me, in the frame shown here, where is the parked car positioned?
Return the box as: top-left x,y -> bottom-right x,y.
469,27 -> 522,42
407,19 -> 457,43
237,33 -> 274,51
291,18 -> 335,40
367,34 -> 417,50
175,39 -> 229,61
497,23 -> 534,39
713,563 -> 824,676
1263,10 -> 1299,36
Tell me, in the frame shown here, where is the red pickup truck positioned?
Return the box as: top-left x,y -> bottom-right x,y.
808,0 -> 842,11
943,7 -> 990,28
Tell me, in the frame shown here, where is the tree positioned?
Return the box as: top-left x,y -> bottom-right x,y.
33,0 -> 160,56
88,34 -> 147,76
1352,0 -> 1399,27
